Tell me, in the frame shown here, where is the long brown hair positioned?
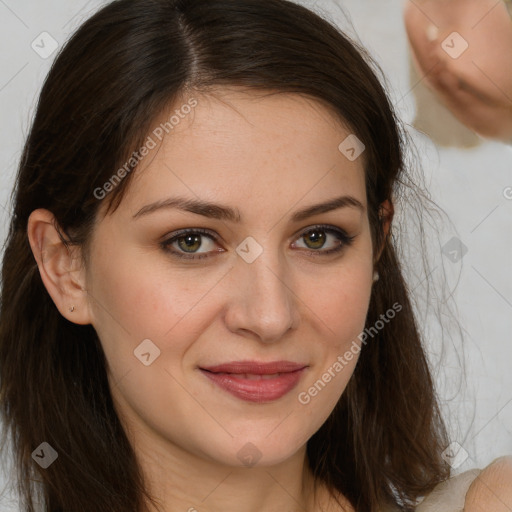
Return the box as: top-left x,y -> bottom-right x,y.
0,0 -> 450,511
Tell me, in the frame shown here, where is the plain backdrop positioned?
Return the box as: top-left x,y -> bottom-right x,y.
0,0 -> 511,510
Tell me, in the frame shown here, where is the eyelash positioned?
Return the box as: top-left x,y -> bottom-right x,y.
160,225 -> 356,260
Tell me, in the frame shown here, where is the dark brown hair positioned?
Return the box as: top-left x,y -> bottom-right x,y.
0,0 -> 450,511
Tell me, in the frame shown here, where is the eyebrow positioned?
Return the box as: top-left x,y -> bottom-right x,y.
132,194 -> 365,222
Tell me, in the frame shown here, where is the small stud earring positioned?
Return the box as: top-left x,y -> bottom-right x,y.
69,305 -> 75,312
372,271 -> 379,282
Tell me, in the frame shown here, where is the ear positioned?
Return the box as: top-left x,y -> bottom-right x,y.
27,208 -> 93,325
374,199 -> 394,264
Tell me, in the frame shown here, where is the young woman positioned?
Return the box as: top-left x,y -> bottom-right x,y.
0,1 -> 510,511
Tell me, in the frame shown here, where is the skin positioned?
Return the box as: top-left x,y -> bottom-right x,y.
464,456 -> 512,512
404,0 -> 512,142
27,88 -> 392,512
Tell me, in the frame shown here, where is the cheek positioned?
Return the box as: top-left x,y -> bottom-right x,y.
307,253 -> 374,351
294,274 -> 372,425
311,271 -> 372,339
303,271 -> 371,394
86,242 -> 234,388
87,251 -> 219,438
89,244 -> 210,334
297,245 -> 374,403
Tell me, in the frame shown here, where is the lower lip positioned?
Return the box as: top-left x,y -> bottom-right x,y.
199,368 -> 307,403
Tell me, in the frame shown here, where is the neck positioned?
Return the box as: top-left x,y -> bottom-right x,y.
135,432 -> 320,512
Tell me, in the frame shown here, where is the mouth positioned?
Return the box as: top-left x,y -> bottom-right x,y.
199,360 -> 308,374
198,361 -> 308,403
203,372 -> 289,380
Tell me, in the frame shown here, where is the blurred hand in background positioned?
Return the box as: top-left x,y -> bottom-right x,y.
404,0 -> 512,143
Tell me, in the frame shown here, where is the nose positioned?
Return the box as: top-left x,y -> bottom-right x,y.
223,245 -> 300,343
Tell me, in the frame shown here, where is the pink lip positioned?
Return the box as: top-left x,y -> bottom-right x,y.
199,360 -> 308,403
200,360 -> 307,374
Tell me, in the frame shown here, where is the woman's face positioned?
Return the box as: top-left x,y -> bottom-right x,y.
85,88 -> 376,468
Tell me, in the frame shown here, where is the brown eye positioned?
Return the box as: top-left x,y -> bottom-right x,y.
161,229 -> 221,260
176,234 -> 203,253
293,225 -> 355,256
160,225 -> 356,261
302,229 -> 327,250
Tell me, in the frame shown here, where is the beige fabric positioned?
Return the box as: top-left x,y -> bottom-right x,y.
379,468 -> 482,512
415,468 -> 482,512
409,52 -> 482,149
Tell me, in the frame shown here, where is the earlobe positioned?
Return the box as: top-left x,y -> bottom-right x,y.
27,209 -> 92,325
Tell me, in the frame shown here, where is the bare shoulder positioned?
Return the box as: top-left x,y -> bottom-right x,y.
465,456 -> 512,512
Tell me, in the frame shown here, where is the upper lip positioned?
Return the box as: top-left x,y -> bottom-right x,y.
199,360 -> 308,374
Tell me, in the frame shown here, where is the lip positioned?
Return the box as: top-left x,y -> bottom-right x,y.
199,360 -> 308,403
200,360 -> 307,374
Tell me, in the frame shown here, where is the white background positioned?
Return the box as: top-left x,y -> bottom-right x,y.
0,0 -> 511,510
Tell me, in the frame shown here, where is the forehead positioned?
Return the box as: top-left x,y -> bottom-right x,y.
106,88 -> 367,219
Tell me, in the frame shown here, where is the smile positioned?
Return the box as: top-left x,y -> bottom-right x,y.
199,362 -> 308,403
